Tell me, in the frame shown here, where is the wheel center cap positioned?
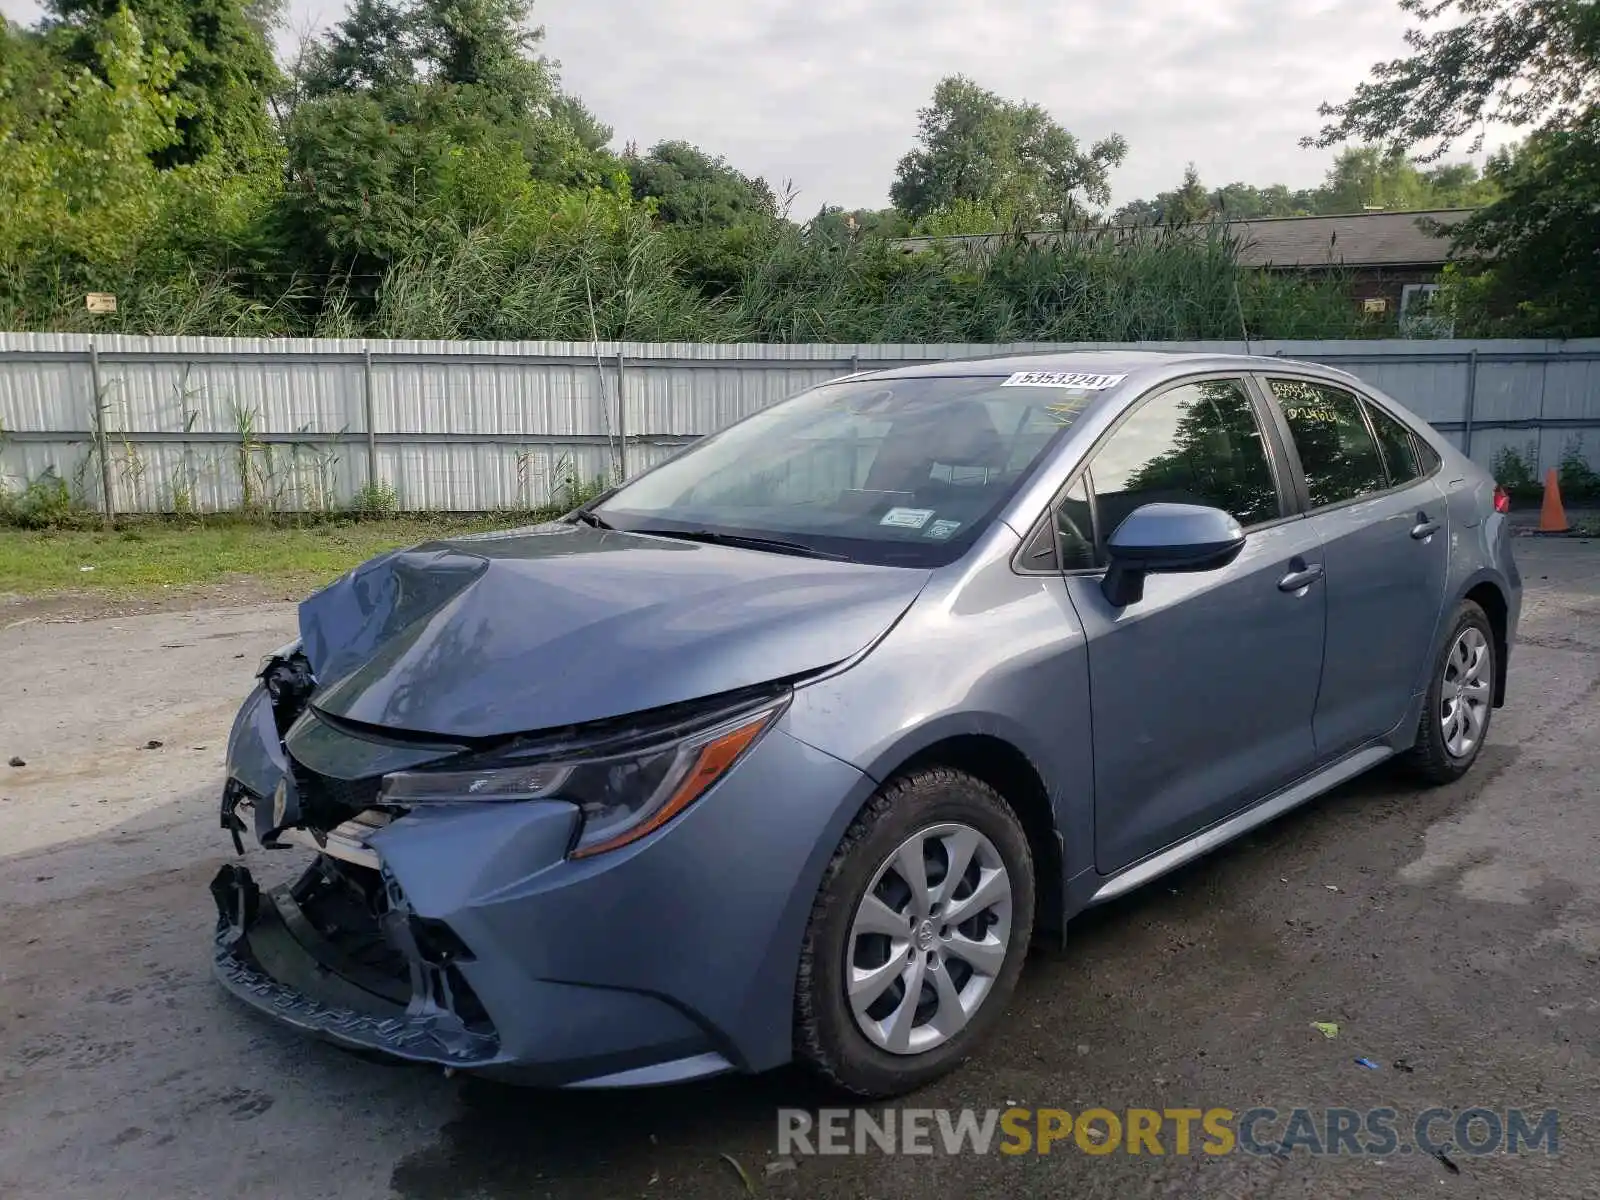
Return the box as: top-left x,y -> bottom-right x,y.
915,919 -> 936,951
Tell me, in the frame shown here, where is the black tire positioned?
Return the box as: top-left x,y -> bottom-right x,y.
794,767 -> 1035,1098
1404,599 -> 1496,786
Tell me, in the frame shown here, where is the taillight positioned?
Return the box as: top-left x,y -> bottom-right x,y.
1493,485 -> 1511,514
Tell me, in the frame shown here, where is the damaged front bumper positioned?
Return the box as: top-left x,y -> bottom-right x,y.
212,680 -> 878,1088
211,859 -> 499,1066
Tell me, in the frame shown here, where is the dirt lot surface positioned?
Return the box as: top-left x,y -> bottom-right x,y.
2,539 -> 1598,1199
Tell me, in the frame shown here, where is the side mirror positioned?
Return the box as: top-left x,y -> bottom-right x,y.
1101,503 -> 1246,607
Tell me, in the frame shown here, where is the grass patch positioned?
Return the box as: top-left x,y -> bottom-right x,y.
0,516 -> 516,596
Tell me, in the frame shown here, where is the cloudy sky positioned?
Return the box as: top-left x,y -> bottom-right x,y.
0,0 -> 1504,210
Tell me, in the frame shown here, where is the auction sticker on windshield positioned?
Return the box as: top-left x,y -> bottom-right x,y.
1001,371 -> 1127,390
881,507 -> 935,529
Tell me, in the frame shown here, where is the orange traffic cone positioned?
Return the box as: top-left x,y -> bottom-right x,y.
1538,468 -> 1571,534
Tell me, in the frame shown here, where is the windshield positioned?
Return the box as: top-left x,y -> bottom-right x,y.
593,374 -> 1105,567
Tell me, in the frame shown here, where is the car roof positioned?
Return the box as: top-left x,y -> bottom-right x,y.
852,349 -> 1359,389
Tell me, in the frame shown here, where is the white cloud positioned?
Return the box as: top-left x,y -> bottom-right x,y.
1,0 -> 1513,211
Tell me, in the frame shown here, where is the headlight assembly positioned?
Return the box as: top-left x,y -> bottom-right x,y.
378,699 -> 785,859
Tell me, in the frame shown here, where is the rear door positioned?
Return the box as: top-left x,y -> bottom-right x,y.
1052,375 -> 1328,873
1259,375 -> 1450,758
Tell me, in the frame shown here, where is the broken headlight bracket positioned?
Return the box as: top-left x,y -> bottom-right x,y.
259,641 -> 317,740
220,779 -> 251,856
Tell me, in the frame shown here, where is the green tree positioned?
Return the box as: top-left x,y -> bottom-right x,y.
1110,196 -> 1162,225
45,0 -> 282,169
0,18 -> 59,129
295,0 -> 608,183
890,75 -> 1128,226
1114,177 -> 1318,225
810,206 -> 911,240
1,9 -> 182,262
624,141 -> 776,229
550,93 -> 612,152
1313,145 -> 1495,212
1421,160 -> 1502,206
1308,0 -> 1600,157
1313,0 -> 1599,333
1220,183 -> 1314,218
302,0 -> 418,95
1165,164 -> 1213,224
1317,145 -> 1436,211
1443,112 -> 1600,333
414,0 -> 550,110
1113,149 -> 1497,226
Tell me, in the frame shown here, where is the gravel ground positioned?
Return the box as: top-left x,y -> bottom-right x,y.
1,538 -> 1597,1200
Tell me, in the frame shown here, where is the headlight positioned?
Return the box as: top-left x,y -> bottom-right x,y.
378,700 -> 784,859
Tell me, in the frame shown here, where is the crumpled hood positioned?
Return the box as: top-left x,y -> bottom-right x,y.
298,522 -> 929,740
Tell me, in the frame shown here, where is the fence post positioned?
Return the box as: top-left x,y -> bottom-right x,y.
616,349 -> 630,481
1461,348 -> 1479,459
362,344 -> 379,493
88,340 -> 114,529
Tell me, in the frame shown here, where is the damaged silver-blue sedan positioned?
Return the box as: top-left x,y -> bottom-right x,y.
214,351 -> 1520,1097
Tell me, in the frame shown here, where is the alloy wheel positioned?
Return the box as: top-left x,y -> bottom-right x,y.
845,822 -> 1014,1055
1440,625 -> 1492,759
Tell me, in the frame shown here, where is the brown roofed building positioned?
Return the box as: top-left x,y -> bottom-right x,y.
891,209 -> 1473,329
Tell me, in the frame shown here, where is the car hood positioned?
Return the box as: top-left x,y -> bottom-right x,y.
297,522 -> 929,740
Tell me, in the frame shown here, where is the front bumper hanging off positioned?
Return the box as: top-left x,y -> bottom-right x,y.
209,858 -> 500,1067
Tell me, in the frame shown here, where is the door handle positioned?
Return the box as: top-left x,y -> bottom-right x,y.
1411,515 -> 1441,540
1278,563 -> 1325,592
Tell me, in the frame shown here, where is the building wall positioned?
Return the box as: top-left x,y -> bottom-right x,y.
1285,265 -> 1445,319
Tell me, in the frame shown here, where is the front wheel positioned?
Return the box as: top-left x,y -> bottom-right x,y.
1404,600 -> 1496,785
794,768 -> 1034,1098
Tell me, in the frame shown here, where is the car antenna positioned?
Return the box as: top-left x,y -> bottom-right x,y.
1232,277 -> 1254,356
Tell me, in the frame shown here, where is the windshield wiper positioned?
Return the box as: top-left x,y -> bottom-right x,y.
571,509 -> 612,530
629,527 -> 850,561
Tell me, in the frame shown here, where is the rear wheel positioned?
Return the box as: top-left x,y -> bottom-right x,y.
1405,600 -> 1496,785
794,768 -> 1034,1098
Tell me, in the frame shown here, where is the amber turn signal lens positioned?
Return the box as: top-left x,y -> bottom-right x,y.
568,712 -> 774,858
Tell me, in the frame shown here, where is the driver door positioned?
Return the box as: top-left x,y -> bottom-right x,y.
1057,376 -> 1328,873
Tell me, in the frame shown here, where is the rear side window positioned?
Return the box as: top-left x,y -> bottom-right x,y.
1364,400 -> 1423,485
1269,379 -> 1388,508
1086,378 -> 1281,559
1414,437 -> 1442,474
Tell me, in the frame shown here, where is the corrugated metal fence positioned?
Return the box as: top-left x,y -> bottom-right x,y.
2,333 -> 1598,515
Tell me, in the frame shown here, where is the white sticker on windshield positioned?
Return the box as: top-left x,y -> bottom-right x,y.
1000,370 -> 1127,390
925,519 -> 962,540
880,507 -> 934,529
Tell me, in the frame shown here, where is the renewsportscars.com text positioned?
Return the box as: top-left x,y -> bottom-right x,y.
777,1106 -> 1560,1158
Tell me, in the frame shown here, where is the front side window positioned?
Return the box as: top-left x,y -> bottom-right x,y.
1054,476 -> 1096,570
595,374 -> 1106,567
1269,379 -> 1388,508
1084,378 -> 1281,560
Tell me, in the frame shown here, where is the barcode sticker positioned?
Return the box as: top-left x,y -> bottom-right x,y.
1000,370 -> 1127,390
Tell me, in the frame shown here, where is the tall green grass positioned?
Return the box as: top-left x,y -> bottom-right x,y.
0,216 -> 1380,344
